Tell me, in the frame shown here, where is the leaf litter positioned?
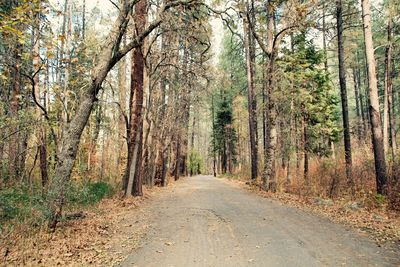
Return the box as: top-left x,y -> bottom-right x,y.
0,186 -> 164,266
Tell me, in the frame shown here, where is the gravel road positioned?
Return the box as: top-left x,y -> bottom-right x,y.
121,175 -> 400,267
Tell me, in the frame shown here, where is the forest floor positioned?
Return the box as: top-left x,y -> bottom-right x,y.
2,175 -> 400,266
1,185 -> 165,266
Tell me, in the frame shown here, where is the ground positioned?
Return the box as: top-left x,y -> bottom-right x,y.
120,175 -> 399,267
2,175 -> 399,266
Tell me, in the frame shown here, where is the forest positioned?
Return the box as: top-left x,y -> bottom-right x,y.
1,0 -> 400,265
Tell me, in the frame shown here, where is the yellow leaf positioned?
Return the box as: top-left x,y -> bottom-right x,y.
58,34 -> 65,42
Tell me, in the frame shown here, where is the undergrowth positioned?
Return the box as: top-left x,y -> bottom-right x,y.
230,145 -> 400,214
0,181 -> 114,230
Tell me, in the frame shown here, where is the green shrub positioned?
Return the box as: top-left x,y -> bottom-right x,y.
66,182 -> 113,206
0,186 -> 46,228
0,181 -> 114,228
0,187 -> 30,221
188,150 -> 203,176
375,194 -> 386,206
86,182 -> 114,203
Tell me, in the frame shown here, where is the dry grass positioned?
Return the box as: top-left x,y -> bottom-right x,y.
275,145 -> 400,210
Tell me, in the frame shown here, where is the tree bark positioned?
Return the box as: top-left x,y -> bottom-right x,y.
190,113 -> 196,176
126,0 -> 147,197
211,94 -> 217,177
361,0 -> 387,194
33,8 -> 49,188
322,1 -> 328,71
9,10 -> 23,181
384,19 -> 396,158
352,67 -> 362,141
336,0 -> 353,188
243,2 -> 258,181
262,3 -> 277,192
82,0 -> 86,40
303,115 -> 309,185
356,52 -> 367,137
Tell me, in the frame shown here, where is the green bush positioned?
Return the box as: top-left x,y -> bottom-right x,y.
0,186 -> 47,228
375,194 -> 386,206
0,182 -> 114,227
0,187 -> 30,221
66,182 -> 113,206
188,150 -> 203,176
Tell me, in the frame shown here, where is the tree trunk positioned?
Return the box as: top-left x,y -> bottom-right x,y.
9,28 -> 22,181
322,1 -> 328,71
262,3 -> 277,192
303,115 -> 309,185
174,140 -> 181,180
88,98 -> 102,171
263,54 -> 277,191
287,100 -> 294,184
33,8 -> 49,188
361,0 -> 387,194
47,0 -> 146,229
211,94 -> 217,177
356,52 -> 367,137
126,0 -> 147,197
118,36 -> 127,187
336,0 -> 353,188
385,19 -> 396,158
243,2 -> 258,181
190,114 -> 196,176
352,67 -> 362,141
63,0 -> 72,123
82,0 -> 86,40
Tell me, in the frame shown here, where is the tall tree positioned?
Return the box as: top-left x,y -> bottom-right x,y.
384,7 -> 396,159
126,0 -> 148,197
336,0 -> 353,188
361,0 -> 387,194
32,3 -> 49,188
336,0 -> 354,189
243,0 -> 258,181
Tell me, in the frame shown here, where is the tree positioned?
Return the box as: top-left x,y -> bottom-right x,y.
125,0 -> 148,197
47,0 -> 202,229
335,0 -> 353,188
243,0 -> 258,181
32,1 -> 49,188
210,31 -> 242,174
383,3 -> 396,159
361,0 -> 387,194
212,91 -> 238,174
249,0 -> 311,191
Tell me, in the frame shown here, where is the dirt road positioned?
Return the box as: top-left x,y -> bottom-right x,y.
120,175 -> 399,267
